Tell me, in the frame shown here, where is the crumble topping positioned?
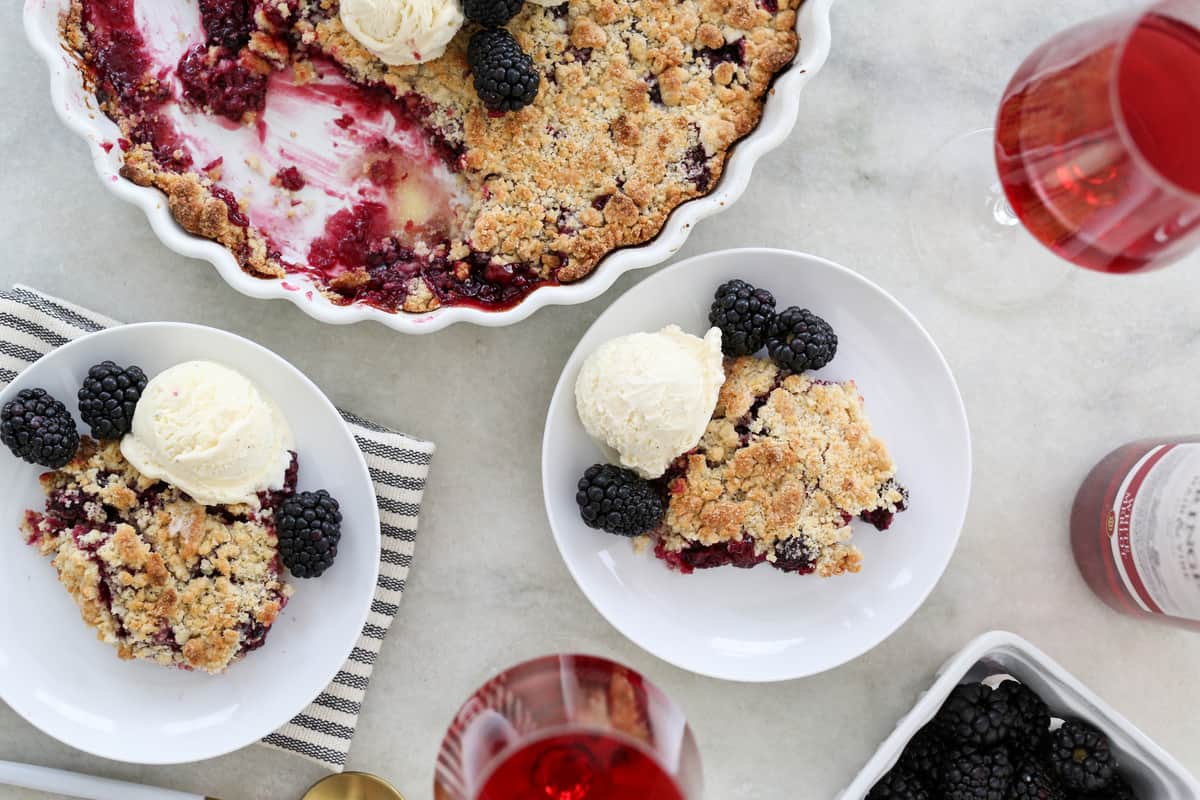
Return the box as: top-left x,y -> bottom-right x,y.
654,356 -> 906,578
20,438 -> 293,674
306,0 -> 800,278
62,0 -> 800,313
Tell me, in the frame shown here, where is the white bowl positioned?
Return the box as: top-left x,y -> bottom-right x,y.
839,631 -> 1200,799
541,248 -> 972,682
22,0 -> 835,333
0,323 -> 380,764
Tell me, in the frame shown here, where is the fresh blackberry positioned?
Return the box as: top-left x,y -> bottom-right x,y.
765,307 -> 838,373
708,279 -> 776,356
277,490 -> 343,578
868,765 -> 931,800
1,388 -> 79,468
77,361 -> 148,439
1072,774 -> 1139,800
468,29 -> 540,113
1011,757 -> 1067,800
994,680 -> 1051,752
898,725 -> 946,785
1049,720 -> 1116,793
576,464 -> 664,536
464,0 -> 525,27
932,683 -> 1013,748
940,747 -> 1014,800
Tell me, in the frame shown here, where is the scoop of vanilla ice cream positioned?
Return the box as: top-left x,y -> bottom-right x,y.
121,361 -> 295,508
340,0 -> 465,67
575,325 -> 724,479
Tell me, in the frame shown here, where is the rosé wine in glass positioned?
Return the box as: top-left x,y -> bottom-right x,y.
995,1 -> 1200,273
434,654 -> 702,800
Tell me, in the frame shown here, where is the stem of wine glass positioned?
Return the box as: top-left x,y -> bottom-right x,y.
908,128 -> 1071,310
990,182 -> 1021,227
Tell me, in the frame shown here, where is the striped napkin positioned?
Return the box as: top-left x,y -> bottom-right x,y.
0,286 -> 435,771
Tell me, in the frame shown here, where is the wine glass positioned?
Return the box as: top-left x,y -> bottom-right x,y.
910,0 -> 1200,309
434,654 -> 702,800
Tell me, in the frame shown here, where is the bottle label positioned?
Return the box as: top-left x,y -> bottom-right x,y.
1109,443 -> 1200,620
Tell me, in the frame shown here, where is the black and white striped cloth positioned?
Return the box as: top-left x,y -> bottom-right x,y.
0,286 -> 435,771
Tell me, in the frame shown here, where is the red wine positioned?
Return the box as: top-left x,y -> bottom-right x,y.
435,655 -> 701,800
475,731 -> 686,800
995,10 -> 1200,273
1119,15 -> 1200,196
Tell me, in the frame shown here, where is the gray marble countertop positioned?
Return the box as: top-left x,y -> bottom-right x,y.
3,0 -> 1200,798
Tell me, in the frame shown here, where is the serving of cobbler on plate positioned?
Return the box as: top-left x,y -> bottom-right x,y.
61,0 -> 801,314
21,438 -> 295,674
5,358 -> 346,674
573,277 -> 909,579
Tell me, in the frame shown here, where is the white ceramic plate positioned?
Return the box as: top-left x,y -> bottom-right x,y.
0,323 -> 380,764
23,0 -> 835,333
542,249 -> 972,682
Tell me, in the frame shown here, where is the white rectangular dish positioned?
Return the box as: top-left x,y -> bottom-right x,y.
23,0 -> 835,333
839,630 -> 1200,799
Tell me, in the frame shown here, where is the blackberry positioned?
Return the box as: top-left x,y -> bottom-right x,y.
77,361 -> 148,439
464,0 -> 525,27
576,464 -> 664,537
994,680 -> 1051,752
1011,758 -> 1066,800
932,683 -> 1012,748
765,307 -> 838,373
468,29 -> 540,113
1,388 -> 79,468
708,279 -> 776,356
940,747 -> 1014,800
1049,720 -> 1116,793
277,490 -> 343,578
1073,774 -> 1139,800
772,536 -> 816,573
898,725 -> 946,785
868,765 -> 931,800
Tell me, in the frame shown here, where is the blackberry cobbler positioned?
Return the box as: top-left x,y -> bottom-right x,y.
652,355 -> 907,577
20,438 -> 295,673
62,0 -> 801,313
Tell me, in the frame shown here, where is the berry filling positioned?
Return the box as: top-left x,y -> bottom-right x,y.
275,165 -> 306,191
565,46 -> 593,64
681,144 -> 712,192
82,0 -> 160,111
177,45 -> 270,122
307,202 -> 393,273
257,0 -> 302,30
697,39 -> 745,69
654,535 -> 767,574
646,76 -> 664,106
198,0 -> 255,51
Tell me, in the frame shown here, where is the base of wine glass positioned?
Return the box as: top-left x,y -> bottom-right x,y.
909,128 -> 1072,310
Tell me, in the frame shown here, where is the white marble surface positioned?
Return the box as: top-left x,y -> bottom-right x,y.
3,1 -> 1200,798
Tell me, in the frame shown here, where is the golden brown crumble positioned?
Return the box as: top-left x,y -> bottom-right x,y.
20,439 -> 291,674
658,356 -> 905,578
63,0 -> 800,311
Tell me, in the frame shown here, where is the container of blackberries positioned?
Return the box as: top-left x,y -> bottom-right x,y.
840,631 -> 1200,800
